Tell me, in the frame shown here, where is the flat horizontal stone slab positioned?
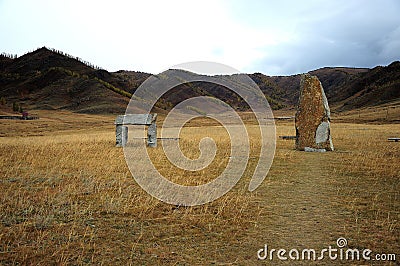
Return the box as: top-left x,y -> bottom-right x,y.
0,115 -> 39,120
115,114 -> 157,125
275,116 -> 295,120
304,147 -> 326,152
279,136 -> 296,140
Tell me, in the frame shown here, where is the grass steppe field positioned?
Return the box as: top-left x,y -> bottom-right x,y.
0,110 -> 399,265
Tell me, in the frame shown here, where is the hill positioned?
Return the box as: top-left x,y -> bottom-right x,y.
331,61 -> 400,110
1,47 -> 399,115
0,48 -> 151,114
264,64 -> 400,111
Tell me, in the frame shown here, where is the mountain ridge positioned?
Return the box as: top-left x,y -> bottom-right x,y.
1,47 -> 399,114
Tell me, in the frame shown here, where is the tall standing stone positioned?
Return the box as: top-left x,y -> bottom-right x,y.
295,74 -> 334,151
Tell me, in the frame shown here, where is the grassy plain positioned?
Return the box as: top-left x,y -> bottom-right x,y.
0,110 -> 399,265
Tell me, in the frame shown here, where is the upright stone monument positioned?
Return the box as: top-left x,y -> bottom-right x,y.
115,114 -> 157,147
295,74 -> 334,151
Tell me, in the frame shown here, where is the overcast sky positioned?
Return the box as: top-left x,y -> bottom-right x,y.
0,0 -> 399,75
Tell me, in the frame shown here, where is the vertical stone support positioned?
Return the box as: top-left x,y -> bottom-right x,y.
116,125 -> 128,147
147,122 -> 157,147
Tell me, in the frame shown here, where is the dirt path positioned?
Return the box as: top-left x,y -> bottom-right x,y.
242,149 -> 355,264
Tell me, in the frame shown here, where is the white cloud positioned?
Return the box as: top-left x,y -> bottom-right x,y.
0,0 -> 399,75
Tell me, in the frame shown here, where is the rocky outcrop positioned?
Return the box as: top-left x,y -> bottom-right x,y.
295,74 -> 334,151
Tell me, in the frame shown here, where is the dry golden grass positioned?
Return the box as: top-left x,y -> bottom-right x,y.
0,110 -> 399,265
